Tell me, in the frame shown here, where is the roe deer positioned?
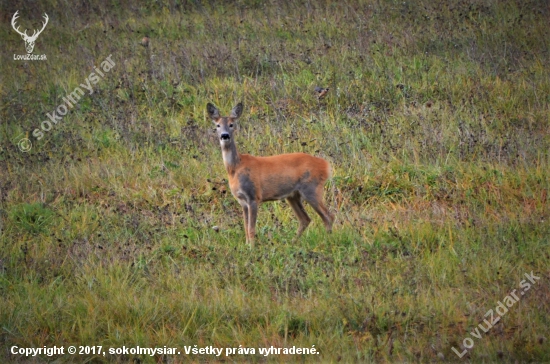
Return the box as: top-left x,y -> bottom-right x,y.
208,102 -> 334,247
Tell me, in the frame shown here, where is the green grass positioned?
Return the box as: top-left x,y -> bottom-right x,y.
1,0 -> 549,362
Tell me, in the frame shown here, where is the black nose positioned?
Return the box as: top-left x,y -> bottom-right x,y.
220,133 -> 230,140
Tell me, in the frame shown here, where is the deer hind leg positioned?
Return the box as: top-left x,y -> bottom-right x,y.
301,185 -> 334,233
287,192 -> 311,240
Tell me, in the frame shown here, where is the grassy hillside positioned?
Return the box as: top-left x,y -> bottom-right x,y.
1,0 -> 549,362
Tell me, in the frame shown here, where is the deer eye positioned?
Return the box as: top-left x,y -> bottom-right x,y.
229,123 -> 234,128
216,124 -> 220,128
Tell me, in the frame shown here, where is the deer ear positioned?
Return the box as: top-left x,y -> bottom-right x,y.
230,102 -> 243,119
207,103 -> 220,120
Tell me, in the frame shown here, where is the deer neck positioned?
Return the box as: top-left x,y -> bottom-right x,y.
221,140 -> 241,176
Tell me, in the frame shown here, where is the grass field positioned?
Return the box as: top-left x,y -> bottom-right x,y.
1,0 -> 549,362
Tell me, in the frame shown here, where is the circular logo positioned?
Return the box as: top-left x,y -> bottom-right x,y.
18,138 -> 32,152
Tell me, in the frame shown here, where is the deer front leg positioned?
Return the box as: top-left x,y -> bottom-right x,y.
242,205 -> 249,245
247,201 -> 258,248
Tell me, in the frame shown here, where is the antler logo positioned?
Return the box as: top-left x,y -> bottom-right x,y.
11,10 -> 49,54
